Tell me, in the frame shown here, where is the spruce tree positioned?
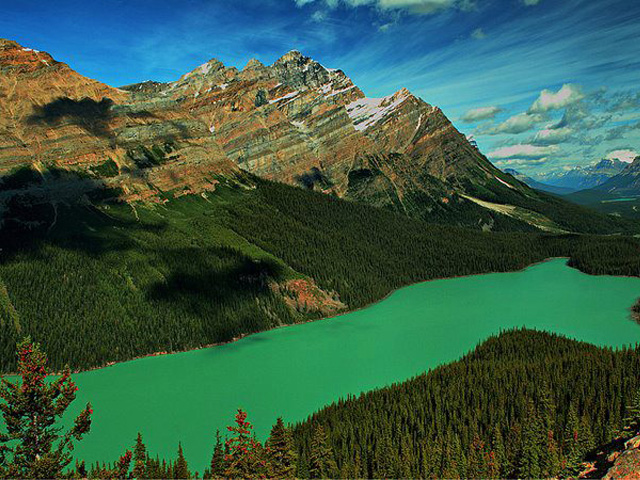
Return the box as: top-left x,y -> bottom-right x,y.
623,388 -> 640,437
173,443 -> 191,479
0,338 -> 92,479
208,430 -> 225,478
518,400 -> 542,479
133,432 -> 147,479
309,424 -> 337,479
562,402 -> 582,476
265,417 -> 297,478
224,409 -> 267,478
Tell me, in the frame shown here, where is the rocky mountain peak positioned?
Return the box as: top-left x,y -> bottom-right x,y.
0,38 -> 544,230
181,58 -> 227,79
274,50 -> 305,65
0,38 -> 57,72
244,58 -> 264,70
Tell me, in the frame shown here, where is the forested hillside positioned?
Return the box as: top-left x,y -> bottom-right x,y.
293,329 -> 640,479
5,330 -> 640,479
1,171 -> 640,372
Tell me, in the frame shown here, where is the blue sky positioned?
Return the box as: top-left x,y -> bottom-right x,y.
3,0 -> 639,175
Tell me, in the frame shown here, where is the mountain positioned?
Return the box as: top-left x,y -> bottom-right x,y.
592,157 -> 640,196
1,38 -> 633,234
503,168 -> 575,195
562,158 -> 640,218
534,159 -> 627,192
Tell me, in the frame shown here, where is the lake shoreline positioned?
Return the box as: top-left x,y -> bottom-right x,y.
0,256 -> 583,377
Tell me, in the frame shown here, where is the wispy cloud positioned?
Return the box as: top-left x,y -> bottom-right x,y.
528,84 -> 584,113
486,112 -> 545,134
488,144 -> 558,159
532,127 -> 573,145
460,105 -> 501,122
470,27 -> 486,39
605,149 -> 638,163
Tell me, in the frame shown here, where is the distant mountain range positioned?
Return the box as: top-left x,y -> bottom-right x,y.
0,38 -> 634,234
531,159 -> 628,192
502,169 -> 575,195
592,157 -> 640,196
560,157 -> 640,219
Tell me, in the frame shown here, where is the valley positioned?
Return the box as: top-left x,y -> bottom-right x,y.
6,259 -> 640,471
1,5 -> 640,476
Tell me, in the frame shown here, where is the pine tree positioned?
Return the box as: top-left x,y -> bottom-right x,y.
517,399 -> 542,479
489,426 -> 505,478
115,450 -> 133,479
207,430 -> 225,478
467,433 -> 487,479
309,424 -> 337,479
0,338 -> 92,479
173,443 -> 191,479
265,417 -> 297,478
623,388 -> 640,437
538,385 -> 560,477
562,402 -> 582,476
224,409 -> 267,478
132,432 -> 147,479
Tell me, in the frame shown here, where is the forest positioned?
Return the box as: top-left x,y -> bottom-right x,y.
3,330 -> 640,479
1,173 -> 640,372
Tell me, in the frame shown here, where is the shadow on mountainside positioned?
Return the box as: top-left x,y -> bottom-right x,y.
0,165 -> 164,258
146,247 -> 286,318
27,97 -> 118,138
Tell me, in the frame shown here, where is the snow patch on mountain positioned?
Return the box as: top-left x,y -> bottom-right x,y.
346,90 -> 410,131
269,90 -> 299,104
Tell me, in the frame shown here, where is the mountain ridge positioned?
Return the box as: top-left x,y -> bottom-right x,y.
0,38 -> 635,234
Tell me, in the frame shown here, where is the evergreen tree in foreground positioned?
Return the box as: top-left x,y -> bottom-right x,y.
224,409 -> 267,478
266,417 -> 297,478
174,442 -> 191,479
132,432 -> 147,479
308,424 -> 337,479
0,338 -> 92,479
205,429 -> 226,479
623,388 -> 640,437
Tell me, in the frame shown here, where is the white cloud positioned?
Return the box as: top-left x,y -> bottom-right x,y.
493,158 -> 547,167
533,127 -> 573,145
295,0 -> 464,15
489,112 -> 544,134
460,105 -> 501,122
488,144 -> 558,160
471,28 -> 486,40
311,10 -> 327,21
529,84 -> 585,113
605,149 -> 638,163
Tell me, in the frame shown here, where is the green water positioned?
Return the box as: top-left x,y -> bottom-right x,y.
11,259 -> 640,469
601,197 -> 639,203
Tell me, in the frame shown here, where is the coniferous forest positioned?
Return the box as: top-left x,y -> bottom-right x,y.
1,175 -> 640,373
3,330 -> 640,479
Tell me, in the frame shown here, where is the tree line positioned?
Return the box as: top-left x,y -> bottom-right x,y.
4,331 -> 640,478
1,177 -> 640,372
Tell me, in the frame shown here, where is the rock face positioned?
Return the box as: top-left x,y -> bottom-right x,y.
1,38 -> 541,224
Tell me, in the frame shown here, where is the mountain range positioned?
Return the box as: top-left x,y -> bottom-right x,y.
531,159 -> 628,192
1,38 -> 632,235
502,168 -> 575,195
591,157 -> 640,196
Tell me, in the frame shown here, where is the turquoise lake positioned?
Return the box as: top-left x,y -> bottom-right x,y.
10,258 -> 640,470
